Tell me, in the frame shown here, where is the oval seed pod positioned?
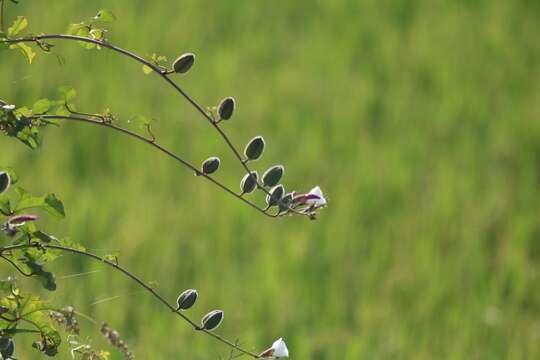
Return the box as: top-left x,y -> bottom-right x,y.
201,310 -> 224,331
262,165 -> 284,187
1,338 -> 14,358
218,97 -> 235,120
0,172 -> 10,194
176,289 -> 198,310
240,171 -> 258,194
172,53 -> 195,74
201,157 -> 220,175
244,136 -> 265,161
266,185 -> 285,207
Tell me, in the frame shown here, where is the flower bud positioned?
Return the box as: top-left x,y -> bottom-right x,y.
0,172 -> 10,194
262,165 -> 284,187
218,97 -> 235,120
172,53 -> 195,74
266,185 -> 285,207
244,136 -> 265,161
278,192 -> 294,213
176,289 -> 198,310
201,310 -> 224,331
201,157 -> 220,175
240,171 -> 258,194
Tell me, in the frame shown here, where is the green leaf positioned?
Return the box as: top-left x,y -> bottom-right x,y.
15,125 -> 41,149
94,9 -> 117,22
7,16 -> 28,36
9,42 -> 36,64
0,197 -> 11,214
32,99 -> 51,114
142,64 -> 153,75
15,188 -> 65,218
14,106 -> 32,117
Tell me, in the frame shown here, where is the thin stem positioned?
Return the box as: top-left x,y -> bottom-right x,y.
0,243 -> 261,358
0,254 -> 34,277
1,34 -> 310,218
30,114 -> 272,218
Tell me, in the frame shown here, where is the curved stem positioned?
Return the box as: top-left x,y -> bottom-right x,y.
2,34 -> 310,219
0,243 -> 261,358
30,114 -> 273,218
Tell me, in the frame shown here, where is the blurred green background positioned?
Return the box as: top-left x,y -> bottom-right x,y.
2,0 -> 540,358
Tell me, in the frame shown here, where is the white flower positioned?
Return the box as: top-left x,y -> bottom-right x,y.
259,338 -> 289,358
2,104 -> 15,111
293,186 -> 327,209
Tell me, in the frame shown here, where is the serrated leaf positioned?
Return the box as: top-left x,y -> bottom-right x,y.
32,99 -> 51,114
15,188 -> 65,218
8,16 -> 28,36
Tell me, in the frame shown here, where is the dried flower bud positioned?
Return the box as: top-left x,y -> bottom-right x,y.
176,289 -> 198,310
266,185 -> 285,207
201,157 -> 220,175
244,136 -> 265,161
262,165 -> 284,187
240,171 -> 258,194
218,97 -> 236,120
278,192 -> 294,213
201,310 -> 224,331
172,53 -> 195,74
8,214 -> 38,226
0,172 -> 10,194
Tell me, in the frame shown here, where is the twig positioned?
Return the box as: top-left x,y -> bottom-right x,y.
1,34 -> 311,219
30,114 -> 272,218
0,243 -> 261,358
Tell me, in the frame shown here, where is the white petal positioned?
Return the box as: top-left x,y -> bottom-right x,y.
271,338 -> 289,358
308,186 -> 327,206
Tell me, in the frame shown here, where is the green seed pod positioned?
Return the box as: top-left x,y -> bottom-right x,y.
201,157 -> 220,175
201,310 -> 224,331
244,136 -> 265,161
240,171 -> 258,194
262,165 -> 284,187
0,172 -> 10,194
172,53 -> 195,74
218,97 -> 235,120
279,192 -> 294,213
176,289 -> 198,310
266,184 -> 285,207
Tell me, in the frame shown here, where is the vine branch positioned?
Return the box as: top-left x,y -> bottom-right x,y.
1,34 -> 311,219
0,242 -> 260,359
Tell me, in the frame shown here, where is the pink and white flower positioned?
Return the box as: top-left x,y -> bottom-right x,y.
259,338 -> 289,358
293,186 -> 327,209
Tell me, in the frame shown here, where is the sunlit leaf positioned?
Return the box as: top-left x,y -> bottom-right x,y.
15,188 -> 65,218
9,42 -> 36,64
7,16 -> 28,36
94,9 -> 117,23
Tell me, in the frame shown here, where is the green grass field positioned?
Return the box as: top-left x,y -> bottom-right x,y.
2,0 -> 540,358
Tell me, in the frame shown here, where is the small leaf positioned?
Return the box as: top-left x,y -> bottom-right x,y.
266,185 -> 285,207
244,136 -> 265,161
9,43 -> 36,64
8,16 -> 28,36
201,310 -> 224,331
0,172 -> 10,194
240,171 -> 258,194
218,97 -> 235,120
32,99 -> 51,114
176,289 -> 198,310
262,165 -> 284,187
94,9 -> 117,22
142,64 -> 153,75
201,157 -> 220,175
15,188 -> 65,218
172,53 -> 195,74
